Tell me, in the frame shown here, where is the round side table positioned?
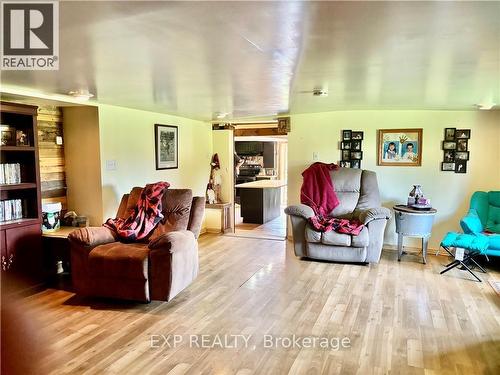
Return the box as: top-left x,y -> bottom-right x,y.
393,205 -> 437,264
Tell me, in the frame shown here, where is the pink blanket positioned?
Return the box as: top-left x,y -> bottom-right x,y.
300,163 -> 364,235
104,182 -> 170,241
301,162 -> 340,216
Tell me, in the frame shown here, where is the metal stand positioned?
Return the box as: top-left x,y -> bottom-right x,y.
439,246 -> 486,282
397,233 -> 429,264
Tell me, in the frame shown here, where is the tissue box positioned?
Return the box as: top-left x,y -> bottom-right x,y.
42,202 -> 62,233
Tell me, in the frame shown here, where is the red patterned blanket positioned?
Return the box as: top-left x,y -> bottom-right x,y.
308,216 -> 364,235
104,182 -> 170,241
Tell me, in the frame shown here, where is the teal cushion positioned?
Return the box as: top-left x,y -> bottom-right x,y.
487,234 -> 500,251
486,196 -> 500,233
460,210 -> 483,234
488,191 -> 500,206
470,192 -> 490,227
441,232 -> 489,253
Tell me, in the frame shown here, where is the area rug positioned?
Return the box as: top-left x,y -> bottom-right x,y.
488,280 -> 500,296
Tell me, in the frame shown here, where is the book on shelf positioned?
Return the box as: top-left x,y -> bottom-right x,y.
0,199 -> 23,222
0,163 -> 21,184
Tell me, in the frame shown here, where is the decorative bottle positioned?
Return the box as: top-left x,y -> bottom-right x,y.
408,185 -> 424,206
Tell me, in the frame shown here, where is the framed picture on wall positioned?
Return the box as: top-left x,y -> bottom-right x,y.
351,131 -> 364,140
155,124 -> 178,169
443,150 -> 455,162
351,160 -> 361,169
444,128 -> 456,141
342,150 -> 351,161
455,151 -> 469,160
457,139 -> 468,151
351,140 -> 362,150
456,129 -> 471,139
377,128 -> 423,166
350,151 -> 363,160
441,162 -> 455,171
443,141 -> 457,150
455,160 -> 467,173
342,130 -> 352,141
341,141 -> 351,150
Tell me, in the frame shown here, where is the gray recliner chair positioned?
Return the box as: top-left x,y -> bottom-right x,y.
285,168 -> 391,264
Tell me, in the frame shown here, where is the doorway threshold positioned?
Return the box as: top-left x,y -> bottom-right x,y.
225,232 -> 285,241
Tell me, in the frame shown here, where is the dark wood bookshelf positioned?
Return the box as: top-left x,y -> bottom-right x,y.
1,101 -> 43,296
0,146 -> 35,152
0,182 -> 38,191
0,217 -> 41,230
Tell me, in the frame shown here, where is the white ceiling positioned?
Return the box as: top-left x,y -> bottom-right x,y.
1,1 -> 499,120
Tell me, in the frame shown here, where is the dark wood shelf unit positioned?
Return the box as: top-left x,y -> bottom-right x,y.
1,101 -> 43,296
0,146 -> 35,152
0,217 -> 41,230
0,182 -> 38,191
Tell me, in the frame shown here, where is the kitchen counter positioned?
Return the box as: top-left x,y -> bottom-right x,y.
235,180 -> 286,224
235,180 -> 286,189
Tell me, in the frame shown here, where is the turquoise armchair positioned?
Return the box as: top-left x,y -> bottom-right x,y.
460,191 -> 500,257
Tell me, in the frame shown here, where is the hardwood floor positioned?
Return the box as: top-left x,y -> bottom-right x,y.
234,205 -> 287,239
10,234 -> 500,374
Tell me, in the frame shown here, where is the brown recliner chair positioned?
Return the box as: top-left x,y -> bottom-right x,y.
69,187 -> 205,303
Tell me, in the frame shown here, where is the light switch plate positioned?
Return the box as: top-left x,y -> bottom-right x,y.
55,136 -> 63,145
105,160 -> 117,170
312,152 -> 319,161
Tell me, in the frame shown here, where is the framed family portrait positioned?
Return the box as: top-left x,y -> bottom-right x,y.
154,124 -> 178,170
377,128 -> 423,166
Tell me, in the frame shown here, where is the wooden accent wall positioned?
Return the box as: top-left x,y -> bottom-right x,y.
37,106 -> 67,210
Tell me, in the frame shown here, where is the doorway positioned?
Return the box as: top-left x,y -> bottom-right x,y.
232,135 -> 288,240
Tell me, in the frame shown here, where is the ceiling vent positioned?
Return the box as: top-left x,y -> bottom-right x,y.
312,89 -> 328,97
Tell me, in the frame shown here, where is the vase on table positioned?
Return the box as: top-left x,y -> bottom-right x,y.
408,185 -> 424,206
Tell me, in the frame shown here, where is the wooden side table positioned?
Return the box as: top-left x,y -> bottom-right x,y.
393,205 -> 437,264
42,226 -> 76,278
205,203 -> 233,233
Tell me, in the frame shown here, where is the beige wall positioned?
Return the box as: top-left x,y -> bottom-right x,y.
62,106 -> 103,225
97,104 -> 212,220
288,110 -> 500,249
204,130 -> 234,232
211,130 -> 234,204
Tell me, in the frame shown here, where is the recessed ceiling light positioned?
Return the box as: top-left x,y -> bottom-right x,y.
312,89 -> 328,97
214,112 -> 229,119
475,103 -> 496,110
68,89 -> 94,101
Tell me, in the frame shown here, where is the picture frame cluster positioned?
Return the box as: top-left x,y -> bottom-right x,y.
340,130 -> 364,169
441,128 -> 470,173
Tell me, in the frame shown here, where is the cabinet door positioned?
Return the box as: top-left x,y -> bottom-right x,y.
0,230 -> 5,294
4,224 -> 43,294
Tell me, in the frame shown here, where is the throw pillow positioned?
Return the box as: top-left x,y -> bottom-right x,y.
460,209 -> 483,234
